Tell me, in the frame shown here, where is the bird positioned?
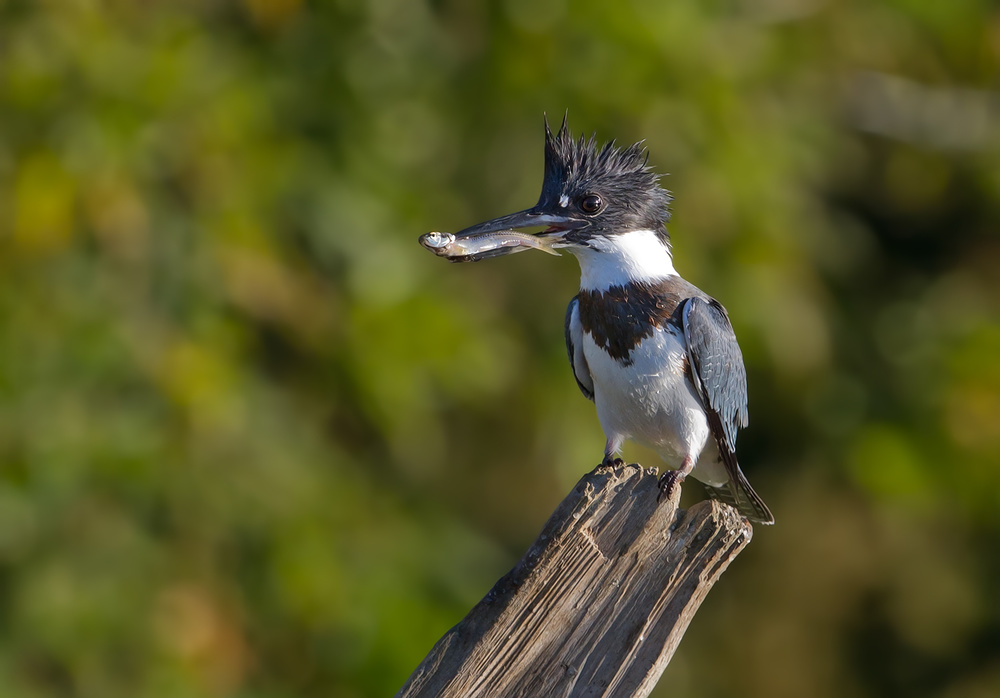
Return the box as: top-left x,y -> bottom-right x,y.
451,116 -> 774,525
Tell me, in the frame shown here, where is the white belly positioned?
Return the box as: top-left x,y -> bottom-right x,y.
581,325 -> 727,487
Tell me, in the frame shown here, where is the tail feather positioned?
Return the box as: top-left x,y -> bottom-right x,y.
704,467 -> 774,525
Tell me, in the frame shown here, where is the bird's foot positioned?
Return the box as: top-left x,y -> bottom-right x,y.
600,455 -> 626,468
657,470 -> 686,504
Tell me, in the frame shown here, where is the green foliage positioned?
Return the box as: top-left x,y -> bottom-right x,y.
0,1 -> 998,696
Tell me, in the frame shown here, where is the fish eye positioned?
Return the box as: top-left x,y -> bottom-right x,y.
422,232 -> 451,248
580,194 -> 603,214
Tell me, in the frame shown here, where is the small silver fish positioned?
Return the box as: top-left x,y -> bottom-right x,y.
418,229 -> 559,263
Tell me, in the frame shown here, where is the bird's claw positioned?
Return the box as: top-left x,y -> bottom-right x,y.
657,470 -> 686,504
600,455 -> 626,468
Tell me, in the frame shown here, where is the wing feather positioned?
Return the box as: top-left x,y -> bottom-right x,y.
681,297 -> 773,523
565,296 -> 594,401
680,296 -> 747,451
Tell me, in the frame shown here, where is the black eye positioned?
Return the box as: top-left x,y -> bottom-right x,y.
580,194 -> 603,214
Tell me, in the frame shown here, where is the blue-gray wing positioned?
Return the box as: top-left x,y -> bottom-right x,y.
680,296 -> 748,451
681,297 -> 773,524
565,296 -> 594,401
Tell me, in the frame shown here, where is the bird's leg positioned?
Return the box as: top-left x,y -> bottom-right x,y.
658,454 -> 695,503
600,435 -> 626,468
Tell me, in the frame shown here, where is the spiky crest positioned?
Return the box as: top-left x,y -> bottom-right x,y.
540,114 -> 672,238
542,114 -> 659,196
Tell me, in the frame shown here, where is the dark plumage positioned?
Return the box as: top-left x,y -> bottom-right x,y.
539,115 -> 673,243
574,277 -> 700,365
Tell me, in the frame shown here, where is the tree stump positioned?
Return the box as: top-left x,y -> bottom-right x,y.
397,463 -> 753,698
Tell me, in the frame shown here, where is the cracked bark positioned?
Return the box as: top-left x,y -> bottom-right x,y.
397,463 -> 753,698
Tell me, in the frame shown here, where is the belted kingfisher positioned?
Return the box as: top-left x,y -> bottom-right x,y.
453,116 -> 774,525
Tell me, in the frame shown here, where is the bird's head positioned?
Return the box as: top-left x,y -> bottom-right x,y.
455,115 -> 672,255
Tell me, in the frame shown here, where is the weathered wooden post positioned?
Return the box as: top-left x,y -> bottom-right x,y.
397,463 -> 753,698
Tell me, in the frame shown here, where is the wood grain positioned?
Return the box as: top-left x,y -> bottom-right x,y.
397,463 -> 753,698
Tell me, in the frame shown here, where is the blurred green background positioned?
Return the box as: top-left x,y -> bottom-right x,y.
1,0 -> 999,696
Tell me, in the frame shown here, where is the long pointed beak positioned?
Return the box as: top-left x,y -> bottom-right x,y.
454,207 -> 588,238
